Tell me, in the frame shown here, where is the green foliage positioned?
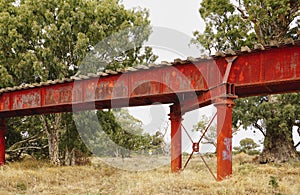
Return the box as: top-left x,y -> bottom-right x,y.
60,113 -> 91,155
192,0 -> 299,53
0,65 -> 13,88
75,109 -> 164,157
73,111 -> 110,157
269,176 -> 281,194
233,94 -> 300,162
242,0 -> 299,44
192,0 -> 255,52
233,94 -> 300,138
233,138 -> 260,155
0,0 -> 156,162
6,116 -> 48,160
100,109 -> 164,156
0,0 -> 154,85
16,182 -> 27,191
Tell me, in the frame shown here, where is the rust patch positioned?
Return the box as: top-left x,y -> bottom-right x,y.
95,81 -> 114,100
164,71 -> 191,92
72,84 -> 83,103
13,90 -> 41,109
0,94 -> 10,111
132,80 -> 160,96
113,80 -> 128,98
85,82 -> 97,101
45,85 -> 73,105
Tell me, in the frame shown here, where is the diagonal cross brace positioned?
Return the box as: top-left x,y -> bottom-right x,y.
182,113 -> 217,171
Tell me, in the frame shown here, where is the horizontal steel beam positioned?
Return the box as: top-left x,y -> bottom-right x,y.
0,43 -> 299,117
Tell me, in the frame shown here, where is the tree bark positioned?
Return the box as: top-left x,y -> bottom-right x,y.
47,129 -> 60,165
64,146 -> 75,166
259,126 -> 300,163
40,114 -> 61,165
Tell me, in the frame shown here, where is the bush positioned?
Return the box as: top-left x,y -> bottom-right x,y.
234,138 -> 260,155
75,150 -> 91,166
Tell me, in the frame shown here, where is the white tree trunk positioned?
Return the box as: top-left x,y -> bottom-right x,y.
48,129 -> 60,165
40,114 -> 61,165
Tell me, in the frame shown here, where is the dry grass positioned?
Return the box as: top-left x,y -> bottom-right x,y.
0,154 -> 299,195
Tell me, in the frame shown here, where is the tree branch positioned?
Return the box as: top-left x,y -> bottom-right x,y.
235,6 -> 248,20
253,122 -> 266,137
199,129 -> 216,148
233,124 -> 242,134
7,133 -> 43,151
201,140 -> 216,148
295,141 -> 300,149
40,115 -> 51,136
54,113 -> 62,128
7,145 -> 48,153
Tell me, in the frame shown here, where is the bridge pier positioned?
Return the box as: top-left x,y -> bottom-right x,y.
169,104 -> 182,172
214,97 -> 235,180
0,118 -> 6,166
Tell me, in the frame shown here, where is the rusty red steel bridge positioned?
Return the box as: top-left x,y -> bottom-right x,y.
0,41 -> 300,180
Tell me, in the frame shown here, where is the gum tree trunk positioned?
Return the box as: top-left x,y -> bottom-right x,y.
47,128 -> 60,165
40,114 -> 61,165
259,126 -> 300,163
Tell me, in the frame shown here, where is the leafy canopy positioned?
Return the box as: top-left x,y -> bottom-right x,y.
0,0 -> 157,161
192,0 -> 299,53
0,0 -> 154,86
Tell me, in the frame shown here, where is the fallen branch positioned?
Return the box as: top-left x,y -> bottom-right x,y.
7,133 -> 43,151
7,145 -> 48,153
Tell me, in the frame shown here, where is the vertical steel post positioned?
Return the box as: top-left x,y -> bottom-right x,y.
169,104 -> 182,172
214,97 -> 235,180
0,118 -> 6,166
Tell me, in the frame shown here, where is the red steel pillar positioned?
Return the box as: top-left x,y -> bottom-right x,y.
214,97 -> 235,180
0,118 -> 6,165
169,104 -> 182,172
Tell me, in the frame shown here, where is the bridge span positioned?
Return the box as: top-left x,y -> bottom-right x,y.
0,41 -> 299,180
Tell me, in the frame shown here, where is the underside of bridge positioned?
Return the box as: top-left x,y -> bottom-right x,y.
0,41 -> 299,180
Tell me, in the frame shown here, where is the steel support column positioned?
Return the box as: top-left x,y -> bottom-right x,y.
169,104 -> 182,172
0,118 -> 6,165
214,97 -> 235,180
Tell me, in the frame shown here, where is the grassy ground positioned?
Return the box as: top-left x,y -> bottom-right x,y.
0,154 -> 299,195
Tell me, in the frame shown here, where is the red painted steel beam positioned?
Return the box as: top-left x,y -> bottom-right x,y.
181,83 -> 236,113
0,119 -> 6,165
0,61 -> 218,117
169,104 -> 182,172
214,97 -> 235,181
228,45 -> 300,97
1,43 -> 299,118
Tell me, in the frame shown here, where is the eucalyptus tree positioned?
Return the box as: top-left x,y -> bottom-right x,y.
0,0 -> 156,164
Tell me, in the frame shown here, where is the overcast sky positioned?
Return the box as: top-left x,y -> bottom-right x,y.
122,0 -> 205,37
122,0 -> 206,62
